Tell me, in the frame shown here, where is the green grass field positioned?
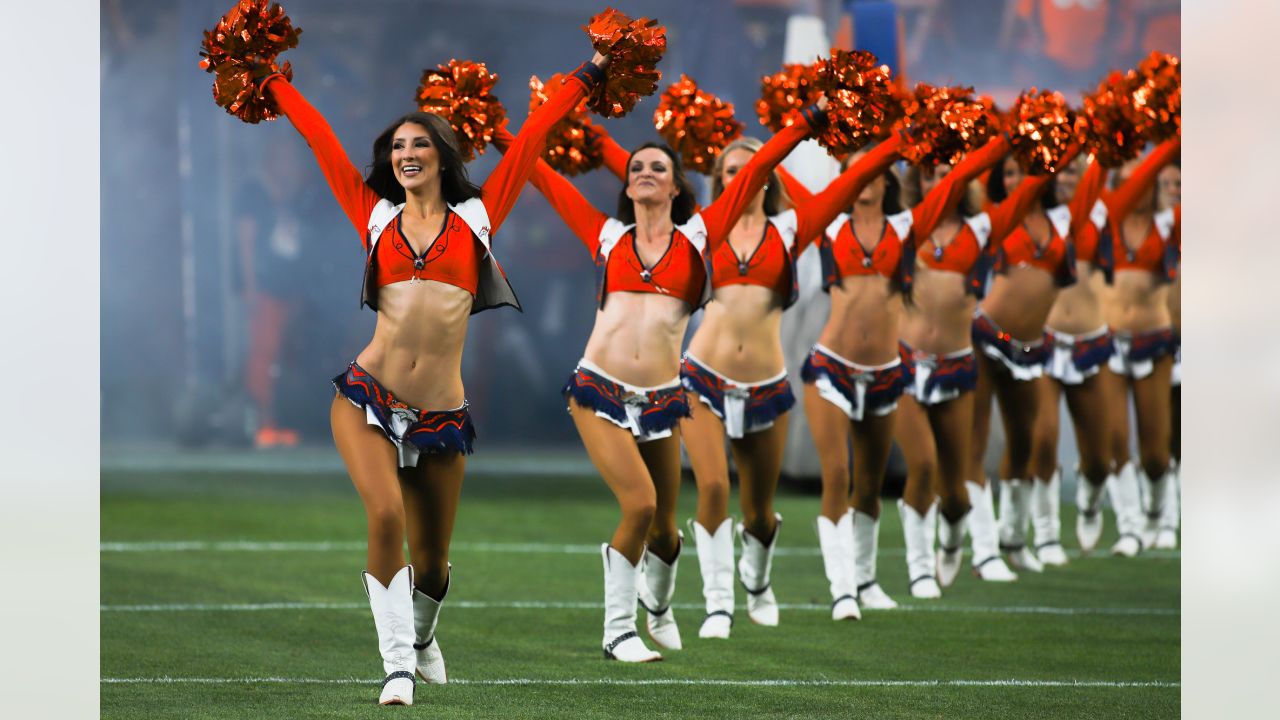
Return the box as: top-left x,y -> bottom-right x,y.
101,462 -> 1180,719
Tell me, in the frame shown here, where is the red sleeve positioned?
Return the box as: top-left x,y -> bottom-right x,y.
1068,157 -> 1108,240
792,135 -> 904,253
493,126 -> 606,255
262,75 -> 380,246
987,143 -> 1081,242
700,113 -> 815,250
1103,138 -> 1180,224
775,165 -> 816,206
598,128 -> 630,182
482,65 -> 598,235
911,135 -> 1010,244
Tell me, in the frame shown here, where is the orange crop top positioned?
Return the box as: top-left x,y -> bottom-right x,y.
1089,139 -> 1180,283
264,63 -> 601,312
499,108 -> 825,309
709,138 -> 907,306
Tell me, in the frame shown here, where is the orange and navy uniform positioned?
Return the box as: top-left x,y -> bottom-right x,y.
990,144 -> 1086,287
498,107 -> 826,309
1086,139 -> 1181,283
262,63 -> 602,313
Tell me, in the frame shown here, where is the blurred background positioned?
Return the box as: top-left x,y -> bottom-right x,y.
101,0 -> 1179,481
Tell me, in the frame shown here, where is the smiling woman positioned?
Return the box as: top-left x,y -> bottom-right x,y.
242,39 -> 607,707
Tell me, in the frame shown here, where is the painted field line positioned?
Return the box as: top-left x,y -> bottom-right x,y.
100,600 -> 1178,616
100,676 -> 1179,688
99,540 -> 1181,560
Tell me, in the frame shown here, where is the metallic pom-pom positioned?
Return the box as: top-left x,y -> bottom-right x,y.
756,64 -> 820,133
415,60 -> 508,163
198,0 -> 302,124
653,75 -> 744,174
529,74 -> 604,176
1008,89 -> 1077,175
1128,51 -> 1180,142
897,83 -> 997,168
1079,71 -> 1145,168
582,8 -> 667,118
812,49 -> 903,156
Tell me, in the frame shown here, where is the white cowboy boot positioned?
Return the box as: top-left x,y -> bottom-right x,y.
999,479 -> 1044,573
638,535 -> 683,650
601,544 -> 662,662
362,566 -> 417,705
969,480 -> 1018,581
738,514 -> 781,626
1139,468 -> 1172,550
937,509 -> 968,588
1108,462 -> 1144,557
852,510 -> 897,609
898,500 -> 941,598
1076,466 -> 1108,554
1155,461 -> 1180,549
690,519 -> 734,638
411,564 -> 449,684
815,512 -> 861,620
1032,473 -> 1068,566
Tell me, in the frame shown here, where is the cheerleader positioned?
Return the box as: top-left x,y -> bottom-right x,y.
679,137 -> 903,637
892,135 -> 1037,587
254,48 -> 605,703
969,142 -> 1099,574
1158,161 -> 1181,550
496,99 -> 828,660
1029,153 -> 1116,558
1098,141 -> 1181,555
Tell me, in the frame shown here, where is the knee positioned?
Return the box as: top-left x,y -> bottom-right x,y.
1078,457 -> 1110,485
819,457 -> 851,495
908,456 -> 937,488
365,503 -> 405,546
1030,442 -> 1057,476
621,490 -> 657,529
697,476 -> 731,512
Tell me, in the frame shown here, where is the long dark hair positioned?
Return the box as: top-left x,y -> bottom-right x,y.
710,137 -> 783,216
901,163 -> 982,217
986,154 -> 1058,210
616,142 -> 698,225
841,152 -> 905,215
365,111 -> 482,206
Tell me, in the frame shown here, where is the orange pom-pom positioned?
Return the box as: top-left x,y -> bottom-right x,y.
198,0 -> 302,124
1128,51 -> 1180,142
756,64 -> 820,133
812,49 -> 903,156
897,84 -> 997,167
415,60 -> 507,163
1008,89 -> 1076,175
653,75 -> 744,174
1079,71 -> 1145,168
583,8 -> 666,118
529,74 -> 604,176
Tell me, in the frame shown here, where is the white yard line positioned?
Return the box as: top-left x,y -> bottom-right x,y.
99,676 -> 1179,688
99,539 -> 1180,560
100,600 -> 1178,616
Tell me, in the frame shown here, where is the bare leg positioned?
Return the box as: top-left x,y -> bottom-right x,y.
1030,377 -> 1061,483
729,414 -> 789,541
680,395 -> 731,532
848,411 -> 897,519
930,392 -> 976,521
804,383 -> 854,522
569,401 -> 657,565
638,432 -> 684,562
331,396 -> 405,585
969,354 -> 1000,487
400,452 -> 466,598
1064,373 -> 1113,487
1132,357 -> 1174,481
895,395 -> 938,515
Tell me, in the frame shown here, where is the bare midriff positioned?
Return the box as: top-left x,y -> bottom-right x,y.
1046,262 -> 1108,335
818,275 -> 901,365
979,266 -> 1059,342
685,284 -> 786,382
899,265 -> 975,355
583,291 -> 693,386
355,279 -> 474,410
1107,269 -> 1170,333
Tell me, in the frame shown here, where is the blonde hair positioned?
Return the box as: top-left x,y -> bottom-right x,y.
901,163 -> 982,217
709,136 -> 787,214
